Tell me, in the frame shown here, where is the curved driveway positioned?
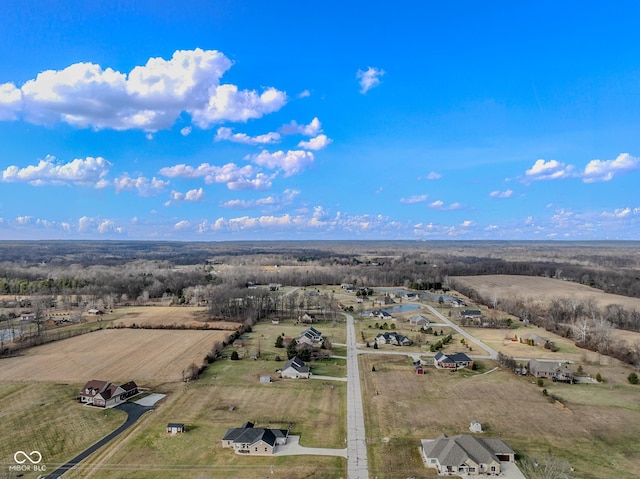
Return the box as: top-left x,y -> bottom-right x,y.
44,402 -> 153,479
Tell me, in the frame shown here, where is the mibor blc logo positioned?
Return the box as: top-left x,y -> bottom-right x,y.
10,450 -> 46,472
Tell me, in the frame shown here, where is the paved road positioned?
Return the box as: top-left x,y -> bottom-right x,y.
424,304 -> 499,359
345,313 -> 369,479
44,402 -> 154,479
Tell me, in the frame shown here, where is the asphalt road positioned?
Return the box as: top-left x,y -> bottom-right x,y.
345,313 -> 369,479
44,402 -> 153,479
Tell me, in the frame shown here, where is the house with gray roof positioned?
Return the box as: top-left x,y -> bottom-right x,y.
297,326 -> 323,346
528,359 -> 574,383
280,356 -> 310,379
222,422 -> 289,455
408,314 -> 431,327
421,434 -> 515,476
375,331 -> 412,346
434,351 -> 474,370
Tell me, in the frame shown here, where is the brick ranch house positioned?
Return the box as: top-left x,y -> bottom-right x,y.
434,351 -> 474,370
79,379 -> 138,408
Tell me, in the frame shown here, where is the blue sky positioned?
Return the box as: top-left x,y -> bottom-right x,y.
1,1 -> 639,240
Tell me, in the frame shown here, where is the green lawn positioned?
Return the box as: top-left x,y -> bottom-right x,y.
0,382 -> 125,475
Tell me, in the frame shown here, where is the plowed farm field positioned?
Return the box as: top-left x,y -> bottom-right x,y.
111,306 -> 237,330
0,328 -> 233,383
453,274 -> 640,310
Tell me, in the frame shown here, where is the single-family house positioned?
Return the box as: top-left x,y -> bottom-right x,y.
300,313 -> 316,323
167,423 -> 185,434
297,327 -> 323,346
280,356 -> 310,379
79,379 -> 138,408
528,359 -> 574,382
20,312 -> 36,321
450,298 -> 467,308
520,333 -> 548,347
408,314 -> 431,327
434,351 -> 474,370
222,422 -> 289,455
460,309 -> 483,319
87,308 -> 104,316
375,332 -> 412,346
421,434 -> 515,476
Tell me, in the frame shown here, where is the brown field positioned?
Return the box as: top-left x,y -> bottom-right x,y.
360,354 -> 640,479
0,329 -> 233,383
110,306 -> 237,330
453,274 -> 640,310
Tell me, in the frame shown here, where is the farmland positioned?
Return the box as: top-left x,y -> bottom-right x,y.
110,306 -> 237,330
359,354 -> 640,479
453,274 -> 640,310
0,328 -> 232,383
78,339 -> 347,479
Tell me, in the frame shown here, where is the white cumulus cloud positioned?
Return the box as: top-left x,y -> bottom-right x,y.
0,83 -> 22,120
525,159 -> 573,181
114,174 -> 169,196
251,150 -> 314,177
215,126 -> 281,145
2,155 -> 111,186
356,67 -> 385,94
279,117 -> 322,136
159,162 -> 267,189
297,134 -> 332,150
582,153 -> 639,183
174,220 -> 191,230
0,48 -> 287,131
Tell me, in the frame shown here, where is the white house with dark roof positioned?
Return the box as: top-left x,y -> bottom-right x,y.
280,356 -> 310,379
222,422 -> 289,455
375,331 -> 412,346
421,434 -> 515,476
297,326 -> 323,346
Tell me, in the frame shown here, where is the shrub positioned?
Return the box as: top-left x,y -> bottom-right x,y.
230,351 -> 239,361
537,378 -> 544,387
628,372 -> 639,385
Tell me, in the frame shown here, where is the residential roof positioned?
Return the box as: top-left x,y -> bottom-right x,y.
282,356 -> 309,374
223,423 -> 288,447
422,434 -> 513,468
408,314 -> 430,324
434,351 -> 472,364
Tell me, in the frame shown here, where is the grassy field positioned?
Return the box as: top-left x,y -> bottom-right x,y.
0,329 -> 232,383
0,382 -> 125,477
359,353 -> 640,479
77,351 -> 347,479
